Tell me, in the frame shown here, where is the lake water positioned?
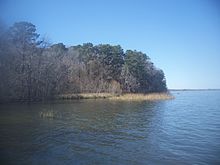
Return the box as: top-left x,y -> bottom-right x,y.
0,91 -> 220,164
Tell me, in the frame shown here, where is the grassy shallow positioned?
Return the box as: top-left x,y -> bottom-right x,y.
57,92 -> 174,101
110,93 -> 174,101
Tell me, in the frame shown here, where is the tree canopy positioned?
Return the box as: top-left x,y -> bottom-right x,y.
0,21 -> 167,102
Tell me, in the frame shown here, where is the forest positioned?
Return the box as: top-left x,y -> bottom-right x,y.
0,22 -> 167,101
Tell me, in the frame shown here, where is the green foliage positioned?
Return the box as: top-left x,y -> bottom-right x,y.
125,50 -> 149,92
8,22 -> 40,46
96,44 -> 124,81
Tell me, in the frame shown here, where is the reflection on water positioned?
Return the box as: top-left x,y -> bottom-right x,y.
0,91 -> 220,164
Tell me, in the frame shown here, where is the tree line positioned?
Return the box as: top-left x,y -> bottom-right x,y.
0,21 -> 167,101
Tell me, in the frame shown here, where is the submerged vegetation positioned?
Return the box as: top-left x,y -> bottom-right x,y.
0,21 -> 169,102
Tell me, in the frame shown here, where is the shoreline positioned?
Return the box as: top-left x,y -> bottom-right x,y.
57,92 -> 174,101
0,93 -> 174,104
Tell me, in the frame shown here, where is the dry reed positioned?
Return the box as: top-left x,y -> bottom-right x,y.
57,92 -> 174,101
109,93 -> 174,101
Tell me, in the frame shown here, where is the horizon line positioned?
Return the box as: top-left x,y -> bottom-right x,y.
169,88 -> 220,91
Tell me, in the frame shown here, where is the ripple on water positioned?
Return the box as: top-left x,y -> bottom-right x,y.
0,91 -> 220,164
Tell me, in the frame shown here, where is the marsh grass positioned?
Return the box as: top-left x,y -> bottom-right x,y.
39,110 -> 61,119
109,93 -> 174,101
58,93 -> 117,100
57,92 -> 173,101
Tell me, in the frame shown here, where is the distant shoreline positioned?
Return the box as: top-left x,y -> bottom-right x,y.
169,89 -> 220,91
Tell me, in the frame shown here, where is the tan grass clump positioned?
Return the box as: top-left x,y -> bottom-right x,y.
39,111 -> 56,118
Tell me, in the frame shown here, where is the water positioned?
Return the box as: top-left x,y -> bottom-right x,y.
0,91 -> 220,165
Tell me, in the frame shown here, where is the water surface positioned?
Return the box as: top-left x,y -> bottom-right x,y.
0,91 -> 220,164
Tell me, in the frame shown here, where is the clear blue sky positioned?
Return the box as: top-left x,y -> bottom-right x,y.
1,0 -> 220,89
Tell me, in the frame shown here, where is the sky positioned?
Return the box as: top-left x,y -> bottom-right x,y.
0,0 -> 220,89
